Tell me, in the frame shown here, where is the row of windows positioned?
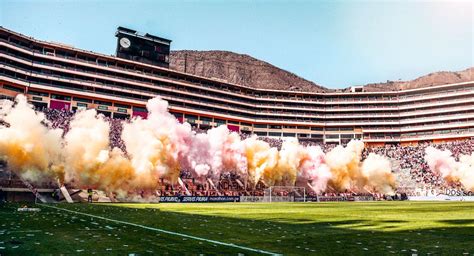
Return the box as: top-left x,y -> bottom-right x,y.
1,38 -> 473,132
2,54 -> 471,122
4,71 -> 469,126
3,71 -> 473,135
1,38 -> 473,109
2,46 -> 473,121
3,81 -> 473,138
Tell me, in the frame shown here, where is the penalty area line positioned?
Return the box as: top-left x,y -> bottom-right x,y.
40,204 -> 280,255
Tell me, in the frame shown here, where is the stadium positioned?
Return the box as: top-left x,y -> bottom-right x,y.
0,3 -> 473,255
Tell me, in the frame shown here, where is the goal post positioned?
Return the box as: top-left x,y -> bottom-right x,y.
263,186 -> 307,202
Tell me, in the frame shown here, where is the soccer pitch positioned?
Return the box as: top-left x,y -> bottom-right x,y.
0,202 -> 473,255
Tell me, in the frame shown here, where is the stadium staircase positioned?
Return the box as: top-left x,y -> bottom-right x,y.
390,159 -> 401,172
178,177 -> 191,195
235,179 -> 245,189
391,159 -> 417,194
235,179 -> 251,195
19,178 -> 56,203
59,185 -> 74,203
306,182 -> 316,193
207,178 -> 222,196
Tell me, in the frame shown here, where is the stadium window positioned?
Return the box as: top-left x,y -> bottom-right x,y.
311,127 -> 323,131
0,95 -> 13,101
51,94 -> 71,101
97,59 -> 108,66
115,103 -> 131,109
28,90 -> 49,97
186,116 -> 197,123
3,85 -> 24,93
311,134 -> 323,138
94,100 -> 112,106
340,127 -> 354,131
185,114 -> 198,119
73,97 -> 93,103
133,106 -> 147,112
171,112 -> 183,118
269,132 -> 282,137
117,108 -> 128,113
97,110 -> 111,117
113,113 -> 130,119
269,125 -> 282,129
200,116 -> 212,122
255,131 -> 268,136
228,120 -> 239,124
341,134 -> 354,139
77,102 -> 88,108
240,122 -> 252,126
254,124 -> 267,129
214,119 -> 226,125
283,133 -> 296,137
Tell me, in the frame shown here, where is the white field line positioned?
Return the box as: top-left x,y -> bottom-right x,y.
40,204 -> 281,255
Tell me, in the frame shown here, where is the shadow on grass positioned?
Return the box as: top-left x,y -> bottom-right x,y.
70,203 -> 474,255
1,203 -> 473,256
438,219 -> 474,225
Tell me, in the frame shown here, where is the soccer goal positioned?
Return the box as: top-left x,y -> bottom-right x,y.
263,186 -> 307,202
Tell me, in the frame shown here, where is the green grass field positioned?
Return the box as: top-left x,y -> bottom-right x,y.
0,202 -> 473,255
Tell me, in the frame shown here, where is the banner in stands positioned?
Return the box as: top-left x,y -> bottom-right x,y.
240,196 -> 265,202
408,196 -> 474,201
295,196 -> 375,202
353,196 -> 375,201
159,196 -> 240,203
318,196 -> 347,202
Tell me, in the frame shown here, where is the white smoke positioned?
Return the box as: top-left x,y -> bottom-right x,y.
425,146 -> 474,191
0,94 -> 398,197
0,95 -> 64,182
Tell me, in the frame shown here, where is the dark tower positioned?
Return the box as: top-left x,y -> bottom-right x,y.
115,26 -> 171,68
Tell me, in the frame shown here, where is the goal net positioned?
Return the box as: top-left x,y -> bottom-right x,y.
263,186 -> 307,202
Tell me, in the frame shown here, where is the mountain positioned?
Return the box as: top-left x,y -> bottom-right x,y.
169,50 -> 327,92
358,67 -> 474,92
169,50 -> 473,93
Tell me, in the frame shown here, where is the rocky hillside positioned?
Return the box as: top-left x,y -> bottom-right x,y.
169,50 -> 327,92
359,67 -> 474,92
170,50 -> 473,92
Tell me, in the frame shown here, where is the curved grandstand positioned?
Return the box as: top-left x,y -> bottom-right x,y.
0,26 -> 473,202
0,26 -> 473,146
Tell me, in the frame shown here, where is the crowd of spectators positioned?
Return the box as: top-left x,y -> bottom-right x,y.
43,108 -> 73,132
3,108 -> 470,197
363,140 -> 474,193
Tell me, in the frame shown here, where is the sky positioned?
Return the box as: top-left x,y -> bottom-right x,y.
0,0 -> 472,88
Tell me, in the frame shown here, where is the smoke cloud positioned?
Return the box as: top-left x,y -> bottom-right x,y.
0,95 -> 63,183
425,146 -> 474,192
0,95 -> 398,197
